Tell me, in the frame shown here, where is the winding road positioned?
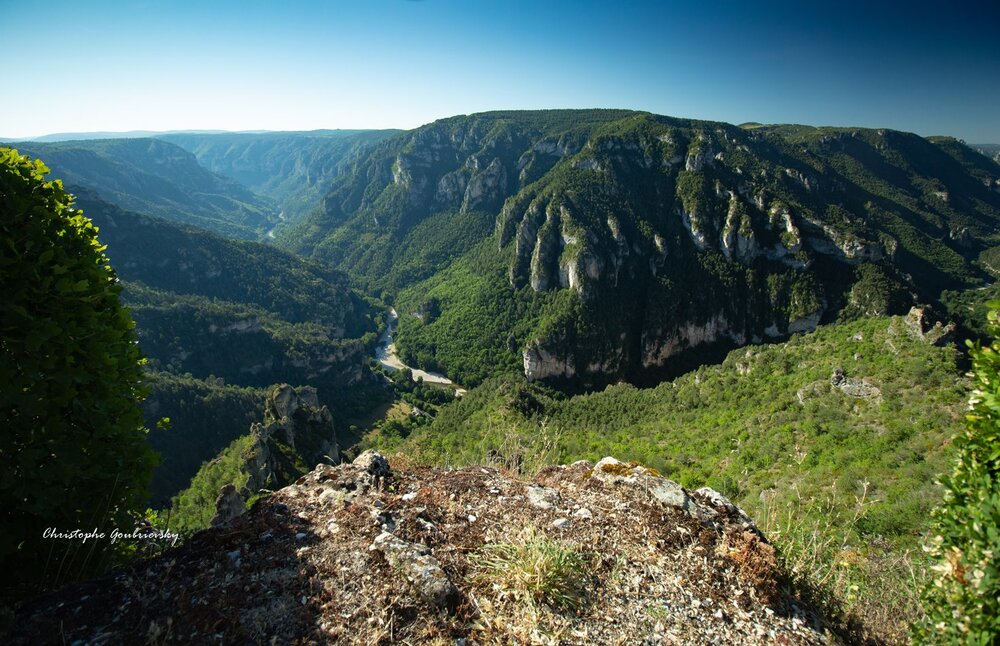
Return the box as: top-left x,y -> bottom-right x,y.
375,308 -> 466,395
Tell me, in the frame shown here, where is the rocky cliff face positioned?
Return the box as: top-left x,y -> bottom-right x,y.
287,111 -> 1000,387
208,384 -> 339,528
9,453 -> 832,644
242,384 -> 338,493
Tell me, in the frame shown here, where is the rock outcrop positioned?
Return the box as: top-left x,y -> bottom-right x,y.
210,483 -> 246,527
244,383 -> 338,494
9,453 -> 831,644
523,339 -> 576,381
901,305 -> 956,346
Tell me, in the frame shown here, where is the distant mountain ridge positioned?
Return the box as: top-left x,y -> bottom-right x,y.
278,109 -> 1000,388
158,129 -> 399,226
9,130 -> 233,142
6,138 -> 279,239
8,129 -> 326,142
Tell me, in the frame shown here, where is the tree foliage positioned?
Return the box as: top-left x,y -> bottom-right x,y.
0,148 -> 156,597
917,306 -> 1000,643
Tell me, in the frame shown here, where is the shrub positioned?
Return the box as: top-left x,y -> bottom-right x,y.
0,148 -> 156,599
916,305 -> 1000,642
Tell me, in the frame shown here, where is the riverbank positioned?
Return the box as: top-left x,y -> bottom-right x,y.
375,308 -> 466,396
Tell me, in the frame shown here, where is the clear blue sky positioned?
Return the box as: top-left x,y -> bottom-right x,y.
1,0 -> 997,141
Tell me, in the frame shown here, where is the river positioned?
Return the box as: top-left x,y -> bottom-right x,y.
375,308 -> 466,395
266,211 -> 286,239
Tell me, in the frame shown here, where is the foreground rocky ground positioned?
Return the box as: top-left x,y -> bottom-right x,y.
9,453 -> 836,644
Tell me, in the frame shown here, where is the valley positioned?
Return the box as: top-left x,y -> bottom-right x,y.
375,307 -> 466,394
7,0 -> 1000,638
4,109 -> 1000,643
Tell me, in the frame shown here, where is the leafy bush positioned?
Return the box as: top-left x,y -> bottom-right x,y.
0,148 -> 156,598
916,306 -> 1000,643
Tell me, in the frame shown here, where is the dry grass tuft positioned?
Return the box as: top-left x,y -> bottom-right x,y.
471,525 -> 591,612
718,530 -> 780,605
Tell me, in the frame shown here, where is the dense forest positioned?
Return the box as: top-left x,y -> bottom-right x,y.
63,189 -> 383,504
278,110 -> 1000,391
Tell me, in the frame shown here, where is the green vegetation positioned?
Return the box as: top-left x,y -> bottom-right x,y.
367,315 -> 966,637
122,281 -> 372,387
942,283 -> 1000,342
916,307 -> 1000,643
279,110 -> 1000,389
164,383 -> 340,535
166,433 -> 257,535
5,138 -> 278,239
142,371 -> 265,506
74,191 -> 376,334
6,114 -> 998,638
472,525 -> 591,611
159,129 -> 399,226
843,263 -> 913,318
0,148 -> 156,599
387,316 -> 962,541
393,241 -> 555,386
64,191 -> 381,504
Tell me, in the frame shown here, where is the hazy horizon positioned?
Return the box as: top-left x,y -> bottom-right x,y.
1,0 -> 998,142
5,116 -> 1000,146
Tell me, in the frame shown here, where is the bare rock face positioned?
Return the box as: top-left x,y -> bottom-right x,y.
525,484 -> 562,510
903,306 -> 956,346
721,196 -> 760,264
641,314 -> 744,369
210,483 -> 247,527
435,169 -> 467,206
523,340 -> 576,381
264,383 -> 301,423
685,136 -> 714,171
800,217 -> 883,264
462,157 -> 507,213
680,206 -> 711,250
588,457 -> 748,527
259,384 -> 337,463
352,449 -> 391,480
830,367 -> 882,401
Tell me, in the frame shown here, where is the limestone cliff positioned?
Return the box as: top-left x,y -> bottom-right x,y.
284,111 -> 1000,387
183,384 -> 339,529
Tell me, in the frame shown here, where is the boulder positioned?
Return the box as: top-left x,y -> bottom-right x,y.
210,484 -> 246,527
370,532 -> 458,608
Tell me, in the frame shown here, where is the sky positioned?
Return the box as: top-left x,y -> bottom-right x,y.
1,0 -> 998,141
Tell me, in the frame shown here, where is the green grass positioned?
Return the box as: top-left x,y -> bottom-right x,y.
166,433 -> 257,535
